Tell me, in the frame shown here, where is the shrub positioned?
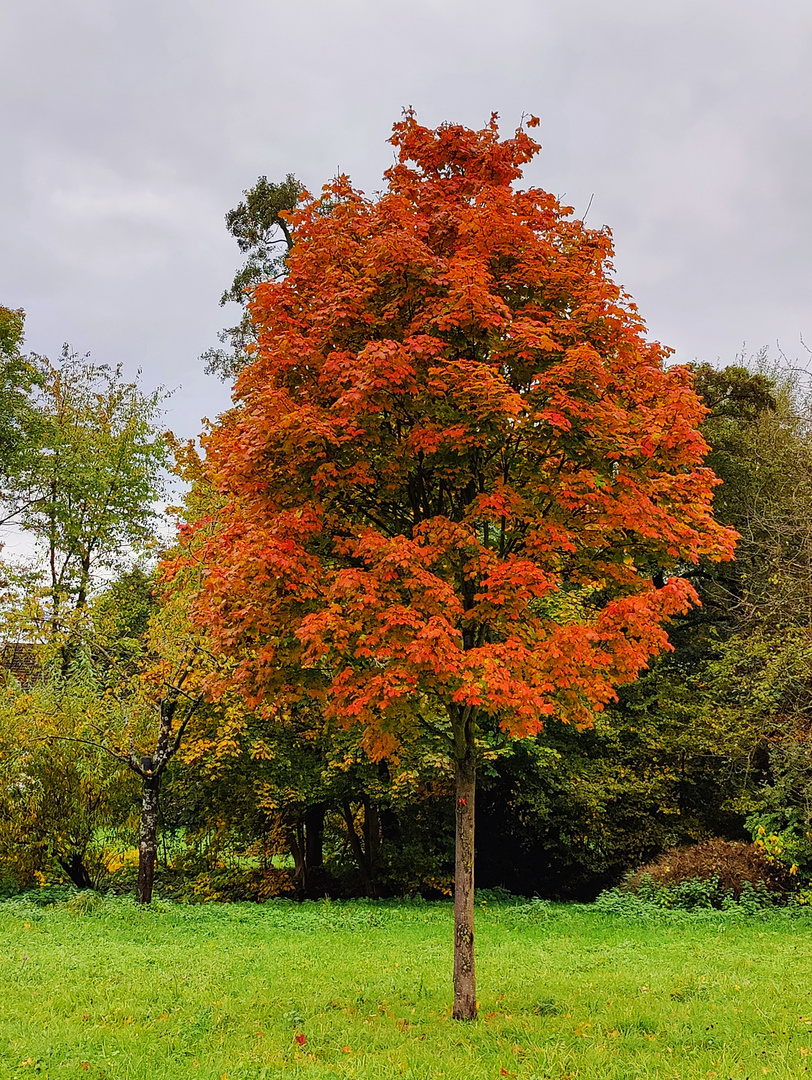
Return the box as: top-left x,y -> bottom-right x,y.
0,868 -> 22,899
1,884 -> 77,907
623,839 -> 794,907
747,814 -> 812,880
62,889 -> 106,915
174,865 -> 295,903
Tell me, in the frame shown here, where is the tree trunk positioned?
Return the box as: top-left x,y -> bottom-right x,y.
289,818 -> 307,892
290,807 -> 326,897
363,799 -> 381,870
342,799 -> 376,896
342,799 -> 382,897
136,780 -> 159,904
304,802 -> 326,871
453,750 -> 476,1020
58,851 -> 94,890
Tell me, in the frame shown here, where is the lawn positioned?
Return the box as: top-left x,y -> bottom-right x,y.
3,895 -> 812,1079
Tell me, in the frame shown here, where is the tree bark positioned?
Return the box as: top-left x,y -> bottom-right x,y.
453,750 -> 476,1020
136,779 -> 159,904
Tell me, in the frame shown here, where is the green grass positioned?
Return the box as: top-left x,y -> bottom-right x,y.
3,896 -> 812,1079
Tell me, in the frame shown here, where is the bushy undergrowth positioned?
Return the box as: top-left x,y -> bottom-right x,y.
595,876 -> 790,918
623,838 -> 794,903
5,883 -> 78,907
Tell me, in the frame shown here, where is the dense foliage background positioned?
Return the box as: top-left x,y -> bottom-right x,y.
3,132 -> 812,908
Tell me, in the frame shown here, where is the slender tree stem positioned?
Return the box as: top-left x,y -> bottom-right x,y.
453,749 -> 476,1020
136,779 -> 159,904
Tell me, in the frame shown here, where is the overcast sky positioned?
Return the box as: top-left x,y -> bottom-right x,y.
2,0 -> 811,441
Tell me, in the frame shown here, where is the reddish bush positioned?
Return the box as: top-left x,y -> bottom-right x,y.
625,839 -> 794,900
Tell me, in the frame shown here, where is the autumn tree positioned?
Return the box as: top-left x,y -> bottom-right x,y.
190,113 -> 735,1019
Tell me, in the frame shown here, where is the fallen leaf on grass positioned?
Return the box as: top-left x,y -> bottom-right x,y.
294,1033 -> 306,1046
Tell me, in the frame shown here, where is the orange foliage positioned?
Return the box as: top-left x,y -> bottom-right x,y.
187,112 -> 735,758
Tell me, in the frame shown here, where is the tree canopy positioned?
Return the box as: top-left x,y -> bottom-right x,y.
0,307 -> 41,508
12,348 -> 169,625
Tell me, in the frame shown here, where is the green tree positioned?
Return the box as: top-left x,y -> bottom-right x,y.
509,358 -> 812,895
0,651 -> 138,891
10,348 -> 169,629
202,174 -> 303,380
174,690 -> 455,900
0,307 -> 41,512
0,336 -> 193,902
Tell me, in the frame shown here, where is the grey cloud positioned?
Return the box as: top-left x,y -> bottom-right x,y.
1,0 -> 811,438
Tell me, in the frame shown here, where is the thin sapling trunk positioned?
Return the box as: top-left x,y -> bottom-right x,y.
135,778 -> 159,903
131,693 -> 198,905
452,736 -> 477,1020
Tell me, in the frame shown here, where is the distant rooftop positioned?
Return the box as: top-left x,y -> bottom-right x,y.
0,641 -> 40,687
